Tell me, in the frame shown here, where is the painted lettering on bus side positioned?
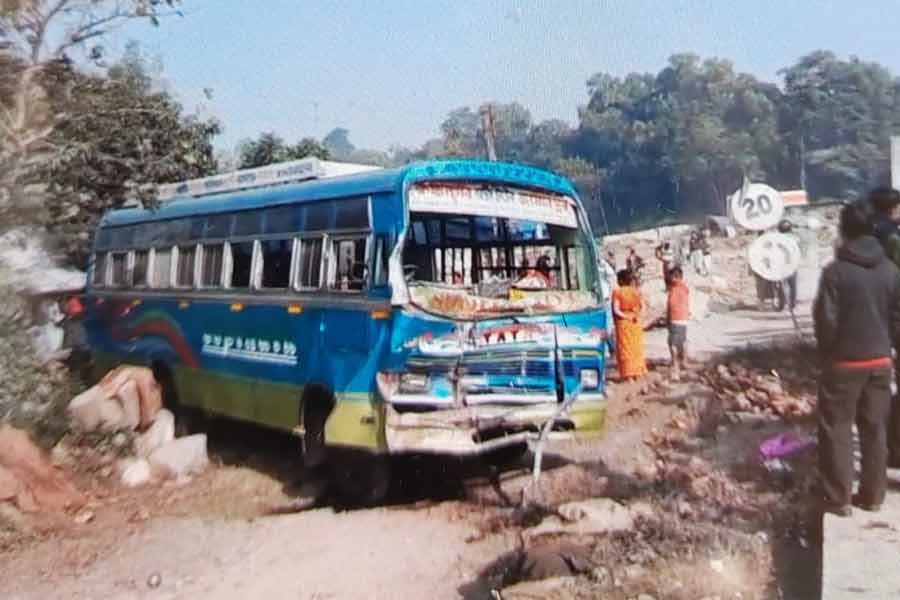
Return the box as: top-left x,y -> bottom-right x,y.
201,332 -> 298,366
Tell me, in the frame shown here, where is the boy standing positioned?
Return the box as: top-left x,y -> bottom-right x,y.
667,266 -> 690,381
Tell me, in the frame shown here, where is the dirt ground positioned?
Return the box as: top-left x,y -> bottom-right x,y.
0,232 -> 830,599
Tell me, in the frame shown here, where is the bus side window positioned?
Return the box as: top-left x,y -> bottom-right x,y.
201,244 -> 225,288
328,236 -> 368,292
229,241 -> 254,288
133,250 -> 149,287
259,239 -> 293,289
152,248 -> 172,288
92,252 -> 108,286
295,237 -> 324,290
110,252 -> 130,287
373,236 -> 389,287
175,245 -> 196,288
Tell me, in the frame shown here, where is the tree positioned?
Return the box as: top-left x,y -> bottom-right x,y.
0,1 -> 182,229
237,133 -> 329,169
322,127 -> 355,160
35,46 -> 220,265
781,51 -> 900,200
525,119 -> 570,169
440,106 -> 482,157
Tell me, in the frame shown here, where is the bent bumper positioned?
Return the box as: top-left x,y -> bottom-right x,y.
384,394 -> 606,456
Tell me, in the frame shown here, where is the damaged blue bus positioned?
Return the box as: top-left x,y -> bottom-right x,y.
85,158 -> 609,501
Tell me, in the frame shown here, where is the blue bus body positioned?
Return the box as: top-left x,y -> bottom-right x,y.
85,160 -> 608,456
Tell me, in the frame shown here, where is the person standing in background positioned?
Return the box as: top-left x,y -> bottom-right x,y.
611,269 -> 648,382
655,241 -> 675,283
777,220 -> 799,312
626,247 -> 645,286
689,231 -> 703,275
666,266 -> 690,381
867,187 -> 900,468
597,249 -> 618,359
813,202 -> 900,516
700,228 -> 712,276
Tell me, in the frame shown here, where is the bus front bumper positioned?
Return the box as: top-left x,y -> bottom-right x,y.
383,395 -> 606,456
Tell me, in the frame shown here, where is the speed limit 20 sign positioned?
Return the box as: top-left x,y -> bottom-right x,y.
731,183 -> 785,231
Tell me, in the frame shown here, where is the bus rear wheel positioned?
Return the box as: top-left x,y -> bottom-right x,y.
329,447 -> 391,506
152,362 -> 203,436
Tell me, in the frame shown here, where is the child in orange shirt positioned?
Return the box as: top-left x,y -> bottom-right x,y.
667,266 -> 690,381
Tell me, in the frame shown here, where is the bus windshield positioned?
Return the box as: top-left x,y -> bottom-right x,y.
402,183 -> 599,319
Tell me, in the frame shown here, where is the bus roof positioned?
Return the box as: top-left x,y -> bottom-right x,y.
101,160 -> 578,228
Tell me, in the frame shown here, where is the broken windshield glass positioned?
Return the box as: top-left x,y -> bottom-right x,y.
402,184 -> 598,319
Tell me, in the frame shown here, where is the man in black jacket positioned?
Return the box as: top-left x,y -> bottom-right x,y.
866,187 -> 900,466
814,202 -> 900,515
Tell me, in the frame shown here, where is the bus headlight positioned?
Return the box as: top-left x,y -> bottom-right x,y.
399,373 -> 431,394
580,368 -> 599,390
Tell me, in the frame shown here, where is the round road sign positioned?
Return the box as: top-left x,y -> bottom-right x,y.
731,183 -> 785,231
747,232 -> 802,281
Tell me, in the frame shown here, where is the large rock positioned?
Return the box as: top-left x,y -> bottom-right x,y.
116,380 -> 142,431
148,434 -> 209,478
68,386 -> 128,431
98,366 -> 163,429
134,409 -> 175,458
119,458 -> 154,487
0,425 -> 85,513
67,365 -> 163,432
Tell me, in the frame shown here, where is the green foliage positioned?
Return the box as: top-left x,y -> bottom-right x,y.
0,280 -> 74,448
237,132 -> 329,169
322,127 -> 355,160
781,51 -> 900,200
33,47 -> 220,266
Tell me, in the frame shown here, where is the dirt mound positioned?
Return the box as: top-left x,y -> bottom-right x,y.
0,425 -> 85,513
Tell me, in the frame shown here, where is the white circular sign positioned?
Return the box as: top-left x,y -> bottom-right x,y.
731,183 -> 784,231
747,232 -> 802,281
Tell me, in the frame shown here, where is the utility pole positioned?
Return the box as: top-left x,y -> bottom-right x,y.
480,104 -> 498,162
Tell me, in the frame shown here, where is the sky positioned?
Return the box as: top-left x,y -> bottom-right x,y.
117,0 -> 900,153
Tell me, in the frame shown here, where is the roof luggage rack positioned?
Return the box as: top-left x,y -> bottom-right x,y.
155,157 -> 381,202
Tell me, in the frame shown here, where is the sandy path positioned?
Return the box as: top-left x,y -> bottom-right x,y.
2,506 -> 510,600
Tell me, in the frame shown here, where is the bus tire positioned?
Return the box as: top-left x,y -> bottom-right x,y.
329,447 -> 391,506
152,362 -> 202,436
301,386 -> 333,470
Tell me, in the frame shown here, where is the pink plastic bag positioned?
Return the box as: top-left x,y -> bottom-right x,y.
759,432 -> 816,461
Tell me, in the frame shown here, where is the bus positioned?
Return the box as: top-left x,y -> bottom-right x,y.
85,158 -> 609,501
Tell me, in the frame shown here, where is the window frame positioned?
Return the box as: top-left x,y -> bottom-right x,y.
292,234 -> 327,292
198,242 -> 226,289
254,236 -> 296,291
92,252 -> 109,287
109,251 -> 131,288
173,244 -> 199,290
225,239 -> 256,290
132,249 -> 150,288
325,232 -> 371,294
150,246 -> 175,289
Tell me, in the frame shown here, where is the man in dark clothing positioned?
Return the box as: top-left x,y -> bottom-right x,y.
814,202 -> 900,515
867,187 -> 900,467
